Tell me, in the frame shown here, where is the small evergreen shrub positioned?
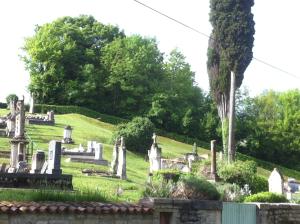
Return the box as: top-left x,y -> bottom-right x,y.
249,175 -> 268,194
155,170 -> 182,183
244,192 -> 288,203
112,117 -> 155,153
172,175 -> 220,200
0,102 -> 7,109
216,183 -> 245,202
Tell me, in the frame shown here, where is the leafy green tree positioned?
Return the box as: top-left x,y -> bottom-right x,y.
207,0 -> 255,162
6,94 -> 18,105
101,35 -> 164,117
22,15 -> 124,107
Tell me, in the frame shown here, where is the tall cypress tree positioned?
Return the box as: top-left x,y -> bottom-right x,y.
207,0 -> 255,162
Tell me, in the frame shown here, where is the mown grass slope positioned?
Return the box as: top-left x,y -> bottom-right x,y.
0,109 -> 300,202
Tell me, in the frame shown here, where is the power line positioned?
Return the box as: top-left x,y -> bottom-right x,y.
133,0 -> 300,80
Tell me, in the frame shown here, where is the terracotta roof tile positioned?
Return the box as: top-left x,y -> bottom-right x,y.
0,201 -> 153,215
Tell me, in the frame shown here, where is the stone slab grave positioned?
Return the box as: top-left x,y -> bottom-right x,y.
26,110 -> 55,125
66,142 -> 108,166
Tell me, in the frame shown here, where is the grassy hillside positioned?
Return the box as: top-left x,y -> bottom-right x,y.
0,109 -> 300,202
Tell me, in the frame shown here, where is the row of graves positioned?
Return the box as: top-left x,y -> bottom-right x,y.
0,98 -> 72,189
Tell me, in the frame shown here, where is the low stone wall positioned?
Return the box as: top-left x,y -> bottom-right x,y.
0,199 -> 222,224
141,198 -> 222,224
256,203 -> 300,224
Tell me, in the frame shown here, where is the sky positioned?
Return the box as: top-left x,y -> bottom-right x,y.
0,0 -> 299,102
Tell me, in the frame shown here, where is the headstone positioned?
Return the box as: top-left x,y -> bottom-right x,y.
148,133 -> 162,173
7,167 -> 16,173
117,137 -> 126,180
40,161 -> 48,174
87,141 -> 94,153
268,168 -> 284,194
0,163 -> 6,173
95,143 -> 103,160
110,138 -> 120,175
210,140 -> 217,181
46,140 -> 62,175
78,144 -> 85,152
47,110 -> 54,122
16,161 -> 27,173
30,150 -> 46,174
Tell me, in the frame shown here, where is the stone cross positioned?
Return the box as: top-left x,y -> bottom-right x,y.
152,133 -> 157,145
95,143 -> 103,160
110,138 -> 120,174
268,168 -> 284,194
30,150 -> 45,174
117,137 -> 126,180
148,137 -> 162,173
46,140 -> 62,175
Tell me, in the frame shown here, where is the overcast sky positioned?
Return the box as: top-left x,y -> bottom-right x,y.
0,0 -> 299,102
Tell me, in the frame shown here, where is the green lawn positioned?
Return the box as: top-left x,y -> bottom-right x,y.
0,111 -> 300,202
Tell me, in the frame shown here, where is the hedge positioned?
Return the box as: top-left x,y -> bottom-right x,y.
0,102 -> 7,109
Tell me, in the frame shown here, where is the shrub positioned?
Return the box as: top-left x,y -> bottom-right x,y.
0,102 -> 7,109
249,175 -> 268,194
143,173 -> 176,198
217,160 -> 257,187
216,183 -> 244,202
112,117 -> 155,153
172,175 -> 220,200
244,192 -> 288,203
6,94 -> 18,105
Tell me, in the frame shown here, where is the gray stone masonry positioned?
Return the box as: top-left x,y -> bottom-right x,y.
46,141 -> 62,175
30,150 -> 46,174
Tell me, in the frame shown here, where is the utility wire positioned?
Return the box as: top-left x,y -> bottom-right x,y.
133,0 -> 300,80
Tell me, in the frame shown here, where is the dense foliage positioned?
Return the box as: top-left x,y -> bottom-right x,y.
236,89 -> 300,170
22,15 -> 220,143
217,160 -> 268,194
112,117 -> 155,153
6,94 -> 18,104
244,192 -> 288,203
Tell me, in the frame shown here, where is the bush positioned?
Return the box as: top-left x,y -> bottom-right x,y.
112,117 -> 155,153
172,175 -> 220,200
155,170 -> 182,183
244,192 -> 288,203
6,94 -> 18,104
216,183 -> 244,202
217,160 -> 257,187
249,175 -> 268,194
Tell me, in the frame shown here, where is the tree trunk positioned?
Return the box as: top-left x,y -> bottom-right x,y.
217,94 -> 229,160
228,71 -> 236,163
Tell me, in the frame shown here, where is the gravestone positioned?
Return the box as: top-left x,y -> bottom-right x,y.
148,133 -> 162,173
40,161 -> 48,174
117,137 -> 126,180
46,141 -> 62,175
87,141 -> 95,153
268,168 -> 284,194
30,150 -> 46,174
16,161 -> 28,173
47,110 -> 54,122
110,138 -> 120,175
95,143 -> 103,160
78,144 -> 85,152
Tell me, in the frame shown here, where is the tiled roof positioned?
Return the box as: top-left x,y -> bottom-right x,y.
0,202 -> 153,214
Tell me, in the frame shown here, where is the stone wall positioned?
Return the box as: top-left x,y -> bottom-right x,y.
256,203 -> 300,224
